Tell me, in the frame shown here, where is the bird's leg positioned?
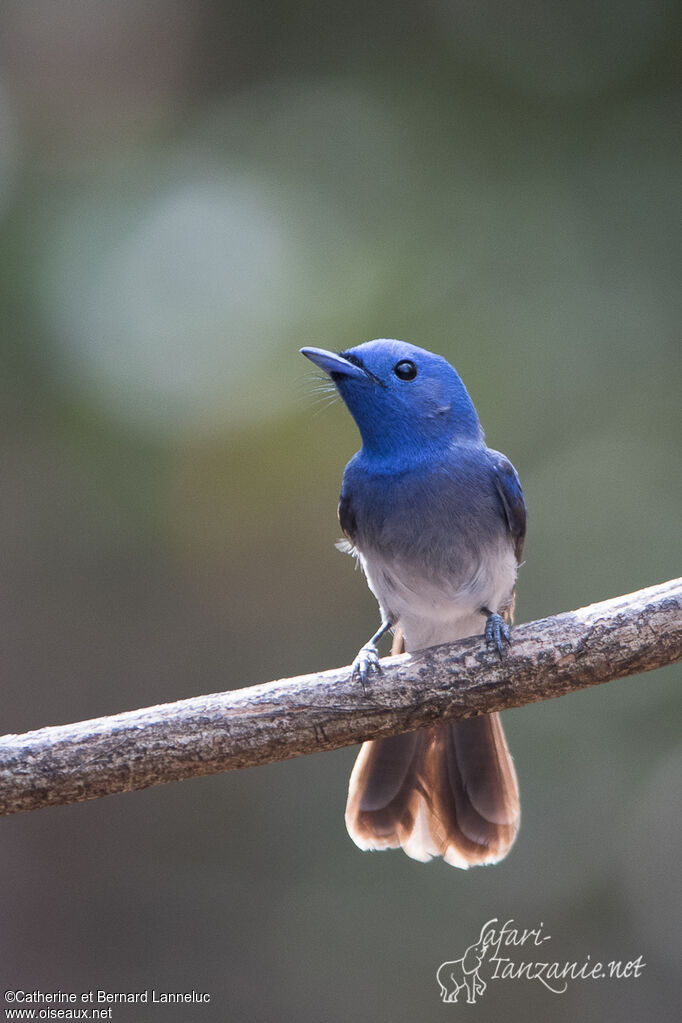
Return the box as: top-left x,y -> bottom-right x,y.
351,620 -> 393,689
482,607 -> 511,658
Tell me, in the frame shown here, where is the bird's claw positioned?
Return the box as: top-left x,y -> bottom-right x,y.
484,612 -> 511,658
351,643 -> 381,692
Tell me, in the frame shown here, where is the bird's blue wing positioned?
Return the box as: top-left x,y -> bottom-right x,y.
338,490 -> 358,542
488,449 -> 526,563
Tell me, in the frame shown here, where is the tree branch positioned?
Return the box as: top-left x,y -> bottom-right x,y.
1,578 -> 680,817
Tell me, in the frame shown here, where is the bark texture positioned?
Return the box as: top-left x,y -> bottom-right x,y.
0,578 -> 680,817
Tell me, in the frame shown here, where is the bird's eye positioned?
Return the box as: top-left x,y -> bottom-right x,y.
394,359 -> 418,381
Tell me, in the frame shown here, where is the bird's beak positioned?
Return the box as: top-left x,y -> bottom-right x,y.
300,347 -> 367,381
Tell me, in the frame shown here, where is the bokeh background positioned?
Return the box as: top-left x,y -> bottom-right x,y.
0,2 -> 680,1020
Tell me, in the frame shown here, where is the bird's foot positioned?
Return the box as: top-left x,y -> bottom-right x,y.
351,643 -> 381,692
484,612 -> 510,658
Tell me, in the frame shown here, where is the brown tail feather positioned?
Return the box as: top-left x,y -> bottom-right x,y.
345,716 -> 519,867
428,715 -> 520,866
344,731 -> 432,853
345,628 -> 520,867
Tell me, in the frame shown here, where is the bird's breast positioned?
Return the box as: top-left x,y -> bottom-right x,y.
343,457 -> 518,651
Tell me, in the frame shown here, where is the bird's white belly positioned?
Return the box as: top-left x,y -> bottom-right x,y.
357,539 -> 518,652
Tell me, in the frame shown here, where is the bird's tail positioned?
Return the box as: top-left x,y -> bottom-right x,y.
345,632 -> 520,867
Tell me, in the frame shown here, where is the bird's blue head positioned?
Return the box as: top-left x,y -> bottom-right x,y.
301,339 -> 482,465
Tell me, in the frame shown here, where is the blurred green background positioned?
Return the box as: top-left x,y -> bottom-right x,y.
0,1 -> 680,1020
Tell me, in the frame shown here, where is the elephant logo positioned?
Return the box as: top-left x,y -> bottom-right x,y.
436,923 -> 492,1004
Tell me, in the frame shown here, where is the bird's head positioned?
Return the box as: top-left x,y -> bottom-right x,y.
301,339 -> 482,462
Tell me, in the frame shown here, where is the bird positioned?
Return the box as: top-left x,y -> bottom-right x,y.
301,339 -> 526,867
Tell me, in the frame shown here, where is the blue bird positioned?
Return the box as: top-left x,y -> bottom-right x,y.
301,339 -> 526,867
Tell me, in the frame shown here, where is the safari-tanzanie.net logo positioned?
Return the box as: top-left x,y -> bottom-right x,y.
436,918 -> 645,1004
